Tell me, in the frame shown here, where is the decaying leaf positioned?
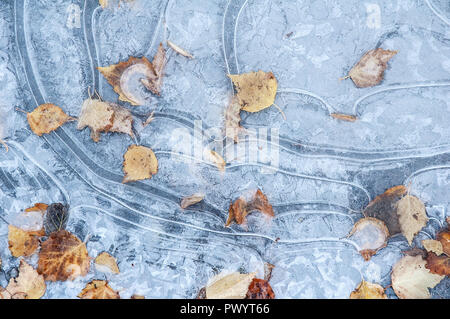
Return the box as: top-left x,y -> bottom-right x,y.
245,278 -> 275,299
37,230 -> 90,282
77,98 -> 114,142
95,252 -> 120,274
349,280 -> 387,299
0,287 -> 10,299
425,252 -> 450,276
25,203 -> 48,213
422,239 -> 444,256
348,217 -> 389,261
27,104 -> 74,136
437,230 -> 450,256
98,44 -> 166,105
167,40 -> 194,59
226,189 -> 274,227
43,203 -> 69,235
5,260 -> 46,299
396,195 -> 428,245
203,149 -> 226,172
224,95 -> 244,143
228,71 -> 277,112
330,113 -> 357,122
344,48 -> 397,88
205,272 -> 256,299
391,255 -> 444,299
122,144 -> 158,183
8,225 -> 41,258
363,185 -> 407,235
180,193 -> 205,209
109,103 -> 134,137
78,280 -> 120,299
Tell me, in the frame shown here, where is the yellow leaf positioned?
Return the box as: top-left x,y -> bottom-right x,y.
227,71 -> 277,112
422,239 -> 444,256
5,260 -> 46,299
95,252 -> 120,274
8,225 -> 40,257
78,280 -> 120,299
122,145 -> 158,183
205,272 -> 256,299
350,280 -> 387,299
27,104 -> 73,136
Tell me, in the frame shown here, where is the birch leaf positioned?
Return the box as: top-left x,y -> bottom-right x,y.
43,203 -> 69,235
205,272 -> 256,299
5,260 -> 46,299
348,217 -> 389,261
8,225 -> 41,258
77,98 -> 114,142
78,280 -> 120,299
122,145 -> 158,183
27,104 -> 74,136
396,195 -> 428,245
95,252 -> 120,274
349,280 -> 387,299
422,239 -> 444,256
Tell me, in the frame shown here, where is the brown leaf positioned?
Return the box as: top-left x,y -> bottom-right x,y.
122,144 -> 158,183
205,272 -> 256,299
349,280 -> 387,299
245,278 -> 275,299
391,255 -> 444,299
330,113 -> 357,122
131,294 -> 145,299
226,189 -> 274,227
224,96 -> 244,143
5,260 -> 46,299
167,40 -> 194,59
203,149 -> 226,172
363,185 -> 407,235
348,217 -> 389,261
437,230 -> 450,256
8,225 -> 41,257
37,230 -> 90,282
78,280 -> 120,299
25,203 -> 48,213
108,103 -> 134,137
180,193 -> 205,209
422,239 -> 444,256
27,104 -> 73,136
142,43 -> 166,95
263,262 -> 275,281
346,48 -> 397,88
396,195 -> 428,245
425,252 -> 450,276
77,98 -> 114,142
228,71 -> 277,112
95,252 -> 120,274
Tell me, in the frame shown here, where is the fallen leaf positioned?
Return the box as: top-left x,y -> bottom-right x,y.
224,95 -> 244,143
205,272 -> 256,299
0,287 -> 11,299
167,40 -> 194,59
396,195 -> 428,245
345,48 -> 397,88
27,104 -> 74,136
422,239 -> 444,256
349,280 -> 387,299
180,193 -> 205,209
330,113 -> 357,122
43,203 -> 69,235
437,230 -> 450,256
108,103 -> 134,137
203,149 -> 226,172
77,98 -> 114,142
348,217 -> 389,261
245,278 -> 275,299
25,203 -> 48,213
95,252 -> 120,274
122,144 -> 158,183
131,294 -> 145,299
8,225 -> 41,257
425,252 -> 450,276
363,185 -> 407,235
391,255 -> 444,299
0,139 -> 8,152
37,230 -> 90,281
5,260 -> 46,299
98,44 -> 166,105
226,189 -> 274,227
78,280 -> 120,299
264,262 -> 275,281
228,71 -> 277,112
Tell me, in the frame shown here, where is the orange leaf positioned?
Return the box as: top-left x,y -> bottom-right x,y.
78,280 -> 120,299
349,280 -> 387,299
330,113 -> 357,122
226,189 -> 274,227
27,104 -> 73,136
122,145 -> 158,183
437,230 -> 450,256
426,252 -> 450,276
245,278 -> 275,299
25,203 -> 48,213
37,230 -> 90,281
8,225 -> 41,257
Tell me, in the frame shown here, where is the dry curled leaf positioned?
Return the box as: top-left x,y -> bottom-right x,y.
396,195 -> 428,245
203,149 -> 226,172
363,185 -> 407,235
330,113 -> 357,122
245,278 -> 275,299
27,104 -> 74,136
95,252 -> 120,274
180,193 -> 205,209
422,239 -> 444,256
98,44 -> 166,105
348,217 -> 389,261
349,280 -> 387,299
167,40 -> 194,59
78,280 -> 120,299
425,252 -> 450,276
205,272 -> 256,299
391,255 -> 444,299
8,225 -> 41,258
226,189 -> 274,227
122,144 -> 158,183
77,98 -> 114,142
37,230 -> 90,282
345,48 -> 397,88
25,203 -> 48,213
5,260 -> 46,299
224,96 -> 244,143
228,71 -> 277,112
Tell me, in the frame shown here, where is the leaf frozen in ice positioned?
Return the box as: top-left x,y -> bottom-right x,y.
78,280 -> 120,299
348,217 -> 389,261
26,103 -> 74,136
122,144 -> 158,183
396,195 -> 428,245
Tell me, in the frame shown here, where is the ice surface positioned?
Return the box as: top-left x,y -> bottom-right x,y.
0,0 -> 449,298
